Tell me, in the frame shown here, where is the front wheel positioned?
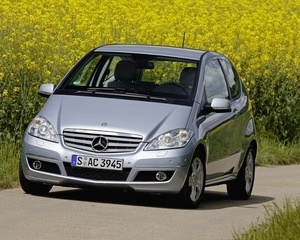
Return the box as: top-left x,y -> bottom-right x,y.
178,156 -> 206,209
19,161 -> 52,195
227,146 -> 255,200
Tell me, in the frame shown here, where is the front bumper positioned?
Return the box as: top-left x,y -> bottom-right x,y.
20,134 -> 193,194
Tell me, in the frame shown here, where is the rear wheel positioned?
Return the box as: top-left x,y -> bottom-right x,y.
19,161 -> 52,195
227,146 -> 255,200
178,156 -> 205,208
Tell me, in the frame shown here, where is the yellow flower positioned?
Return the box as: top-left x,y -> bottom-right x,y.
2,89 -> 8,97
0,72 -> 4,81
13,87 -> 20,93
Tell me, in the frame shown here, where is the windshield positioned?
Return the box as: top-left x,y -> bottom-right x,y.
59,53 -> 198,104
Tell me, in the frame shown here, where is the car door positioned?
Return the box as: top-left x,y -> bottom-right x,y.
219,58 -> 250,168
201,58 -> 243,180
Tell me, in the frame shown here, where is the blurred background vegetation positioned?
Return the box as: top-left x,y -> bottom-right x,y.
1,0 -> 300,143
1,0 -> 300,187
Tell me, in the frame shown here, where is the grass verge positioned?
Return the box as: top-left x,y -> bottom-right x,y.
256,136 -> 300,166
233,198 -> 300,240
0,140 -> 20,189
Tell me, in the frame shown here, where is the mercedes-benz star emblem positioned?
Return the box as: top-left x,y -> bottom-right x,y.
91,136 -> 108,152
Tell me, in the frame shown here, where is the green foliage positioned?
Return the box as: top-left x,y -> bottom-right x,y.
253,71 -> 300,143
0,73 -> 47,141
0,139 -> 20,189
256,136 -> 300,166
233,198 -> 300,240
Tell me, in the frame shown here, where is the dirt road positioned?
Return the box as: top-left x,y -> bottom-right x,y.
0,165 -> 299,240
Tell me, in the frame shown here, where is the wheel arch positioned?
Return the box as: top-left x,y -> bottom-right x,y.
183,143 -> 207,181
193,143 -> 207,166
250,139 -> 258,158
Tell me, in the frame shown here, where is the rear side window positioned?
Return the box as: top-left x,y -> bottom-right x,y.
204,60 -> 229,103
220,59 -> 241,99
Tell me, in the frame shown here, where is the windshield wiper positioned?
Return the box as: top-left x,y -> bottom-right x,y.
88,87 -> 168,102
87,87 -> 126,93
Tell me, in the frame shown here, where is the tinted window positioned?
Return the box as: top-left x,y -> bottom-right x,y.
220,59 -> 241,99
204,60 -> 229,103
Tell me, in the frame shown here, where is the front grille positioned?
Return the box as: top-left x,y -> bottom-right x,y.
64,163 -> 131,181
63,129 -> 143,153
28,158 -> 61,174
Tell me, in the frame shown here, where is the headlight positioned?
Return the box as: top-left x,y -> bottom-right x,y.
145,129 -> 194,150
28,116 -> 58,142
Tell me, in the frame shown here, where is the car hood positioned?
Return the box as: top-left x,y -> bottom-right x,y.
39,95 -> 192,142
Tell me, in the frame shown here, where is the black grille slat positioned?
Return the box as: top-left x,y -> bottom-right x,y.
64,163 -> 130,181
63,129 -> 143,153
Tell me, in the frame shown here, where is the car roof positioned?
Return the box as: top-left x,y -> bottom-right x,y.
94,44 -> 207,61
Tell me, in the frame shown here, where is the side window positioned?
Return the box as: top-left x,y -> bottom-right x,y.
220,59 -> 241,99
204,60 -> 229,103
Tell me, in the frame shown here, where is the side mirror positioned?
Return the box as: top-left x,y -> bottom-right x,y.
210,98 -> 231,112
203,98 -> 231,114
38,84 -> 55,98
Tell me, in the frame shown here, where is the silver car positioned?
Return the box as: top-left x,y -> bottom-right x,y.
20,44 -> 257,208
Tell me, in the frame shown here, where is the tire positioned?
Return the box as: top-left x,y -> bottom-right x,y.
178,156 -> 206,209
227,146 -> 255,200
19,161 -> 52,195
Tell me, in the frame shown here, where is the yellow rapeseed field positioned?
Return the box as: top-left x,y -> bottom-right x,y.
1,0 -> 300,141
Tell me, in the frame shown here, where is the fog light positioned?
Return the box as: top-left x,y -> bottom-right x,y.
156,172 -> 167,181
32,160 -> 42,170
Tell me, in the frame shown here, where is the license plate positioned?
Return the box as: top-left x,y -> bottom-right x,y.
71,155 -> 123,171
